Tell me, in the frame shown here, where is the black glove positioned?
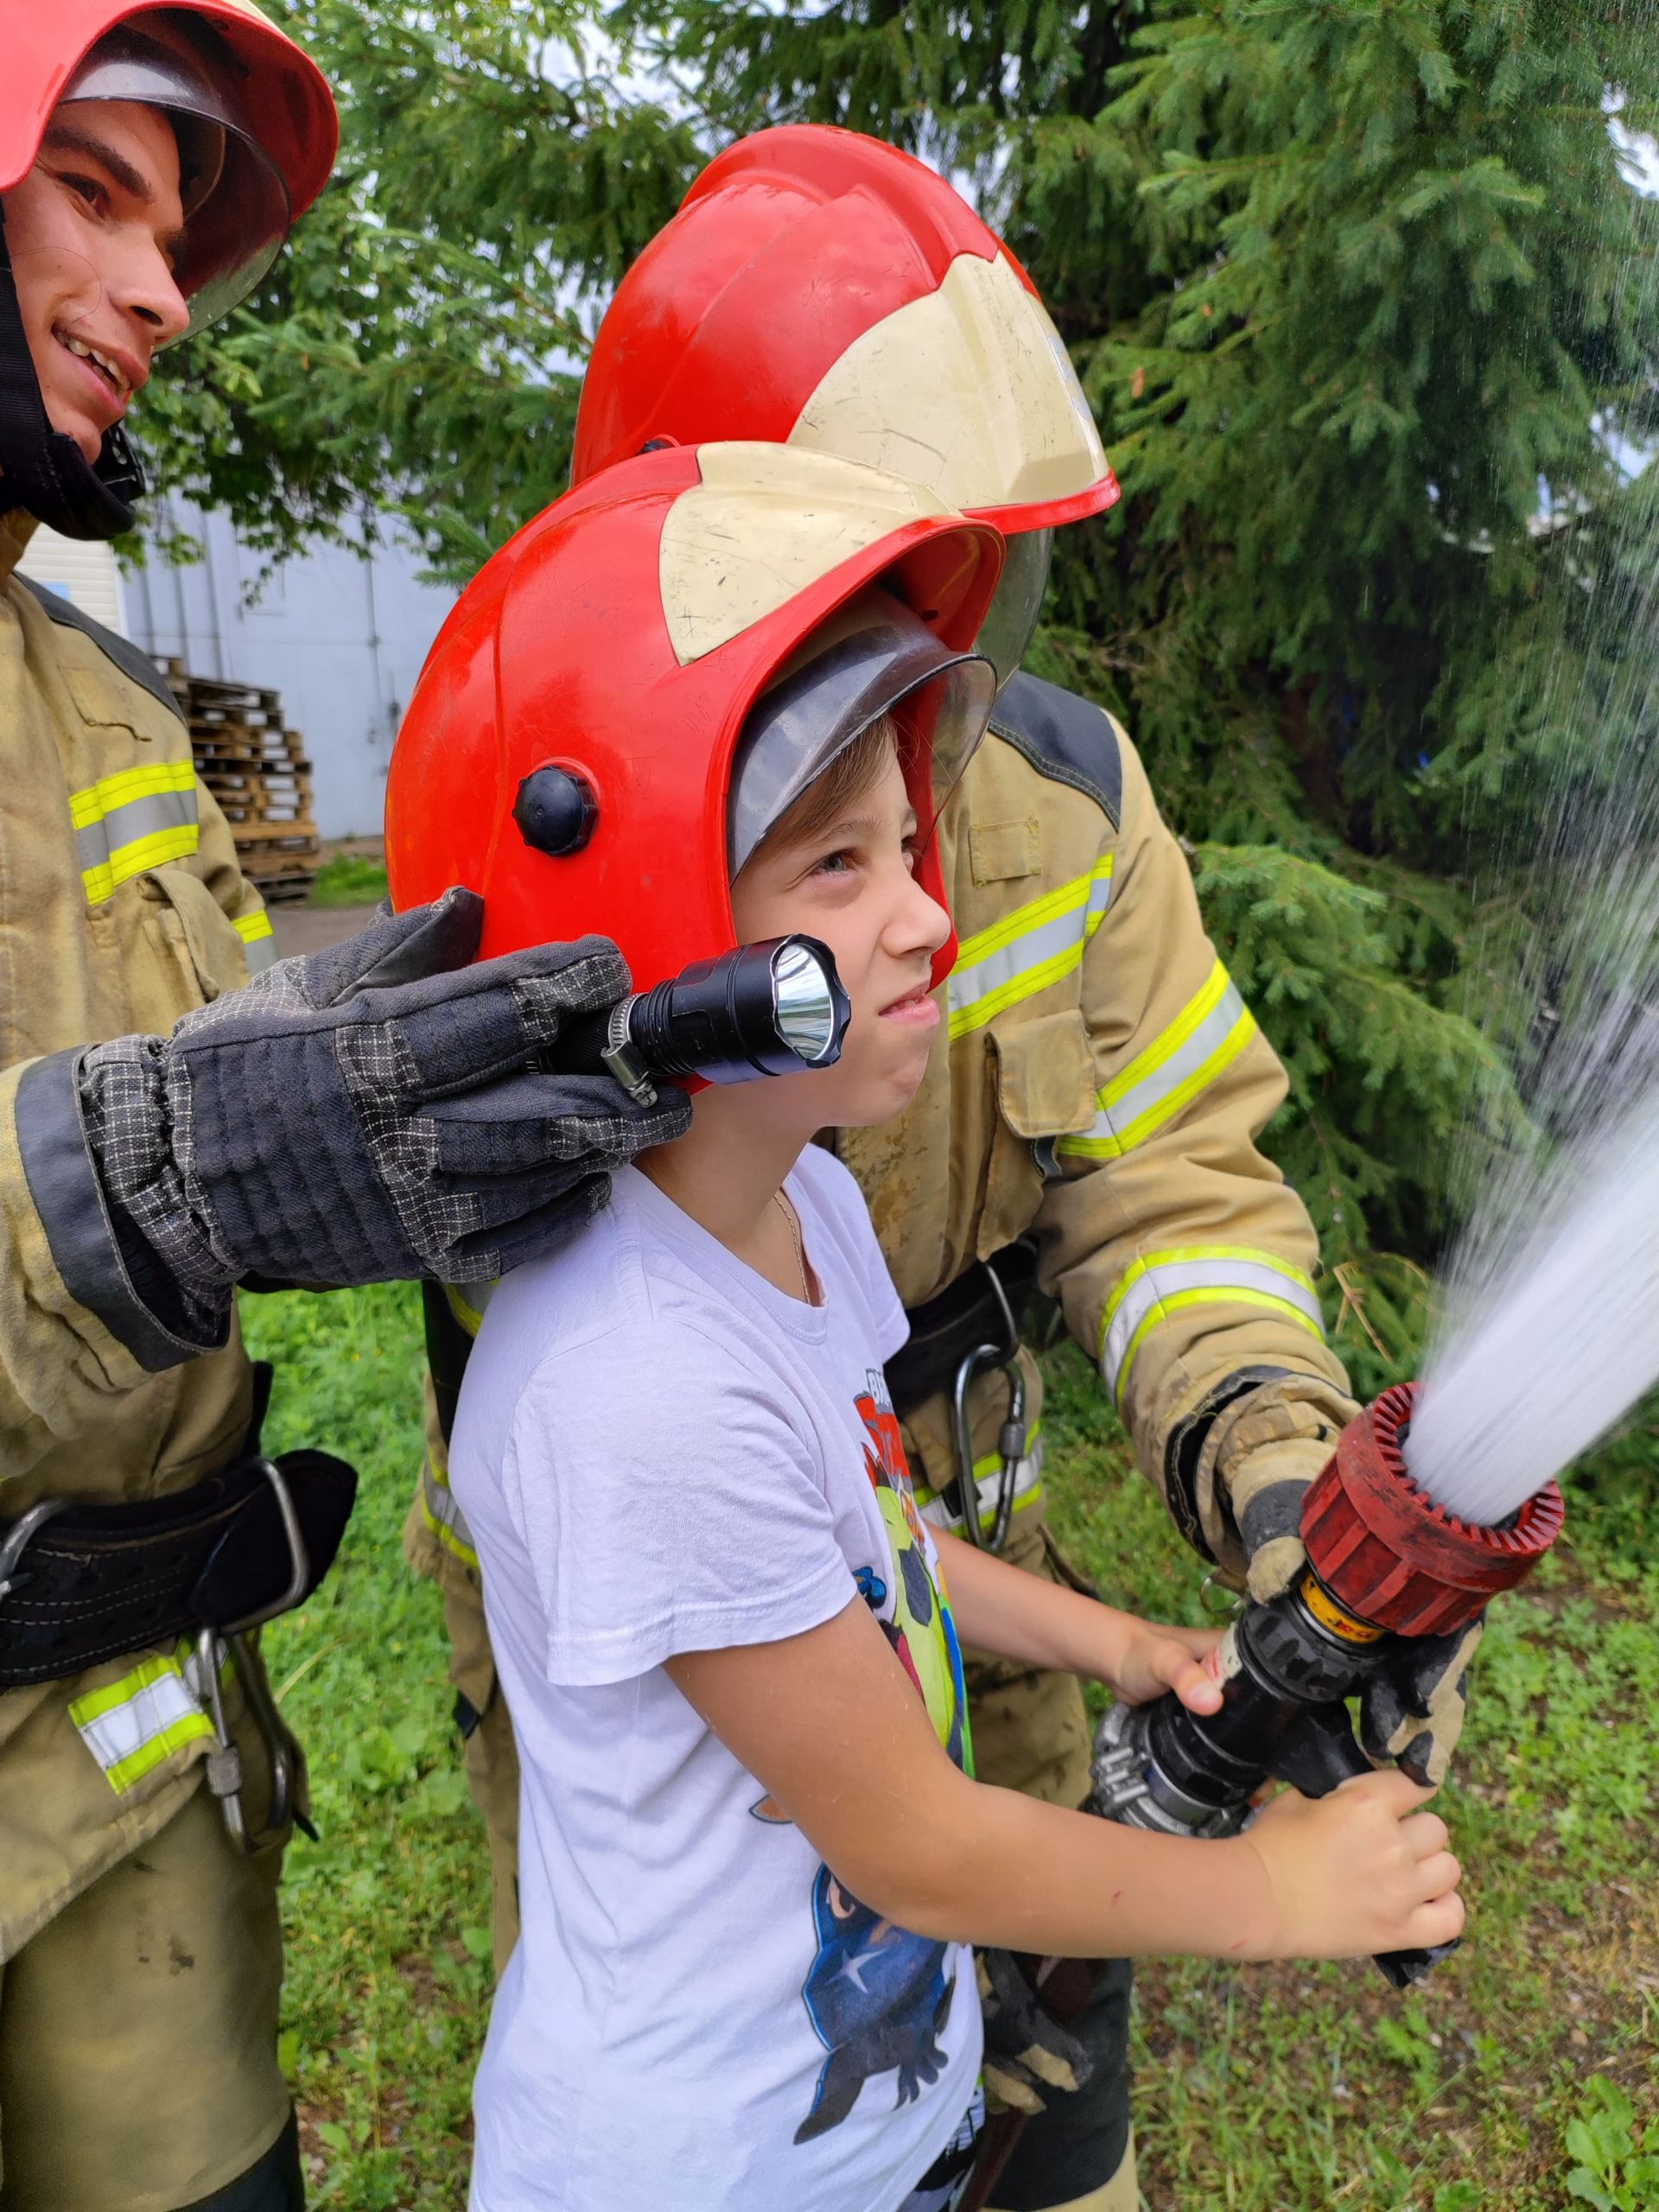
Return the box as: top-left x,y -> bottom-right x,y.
25,890 -> 688,1365
1358,1616 -> 1484,1787
976,1947 -> 1096,2118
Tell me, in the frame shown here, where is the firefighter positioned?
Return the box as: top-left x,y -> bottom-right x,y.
0,10 -> 683,2207
408,131 -> 1482,2212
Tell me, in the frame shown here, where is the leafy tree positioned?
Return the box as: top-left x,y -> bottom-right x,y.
137,0 -> 702,571
143,0 -> 1659,1392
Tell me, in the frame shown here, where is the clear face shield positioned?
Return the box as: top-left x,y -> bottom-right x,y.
728,599 -> 998,877
973,525 -> 1053,693
60,18 -> 295,339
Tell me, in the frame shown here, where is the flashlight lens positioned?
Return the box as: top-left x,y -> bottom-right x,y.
772,939 -> 840,1065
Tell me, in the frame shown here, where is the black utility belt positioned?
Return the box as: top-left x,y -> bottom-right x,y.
0,1448 -> 358,1693
886,1241 -> 1039,1420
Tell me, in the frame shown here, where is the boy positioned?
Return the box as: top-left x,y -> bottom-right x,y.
396,445 -> 1464,2211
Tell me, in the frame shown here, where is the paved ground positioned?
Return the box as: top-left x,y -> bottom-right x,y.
269,904 -> 378,959
267,906 -> 378,960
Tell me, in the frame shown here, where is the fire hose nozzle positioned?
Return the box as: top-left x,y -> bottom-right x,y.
1300,1382 -> 1566,1639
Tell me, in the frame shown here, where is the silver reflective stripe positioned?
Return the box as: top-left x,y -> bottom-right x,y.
67,1649 -> 215,1794
421,1460 -> 480,1571
918,1432 -> 1046,1535
1101,1248 -> 1325,1405
233,910 -> 279,973
947,860 -> 1114,1039
1059,960 -> 1257,1160
70,762 -> 200,904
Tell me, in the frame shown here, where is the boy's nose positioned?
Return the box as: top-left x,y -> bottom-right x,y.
888,870 -> 951,963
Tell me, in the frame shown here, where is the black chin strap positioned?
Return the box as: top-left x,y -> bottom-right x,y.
0,202 -> 146,543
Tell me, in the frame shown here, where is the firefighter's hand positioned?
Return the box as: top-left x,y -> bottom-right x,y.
1241,1771 -> 1465,1961
73,890 -> 690,1330
976,1948 -> 1094,2118
1361,1618 -> 1484,1787
1230,1438 -> 1481,1787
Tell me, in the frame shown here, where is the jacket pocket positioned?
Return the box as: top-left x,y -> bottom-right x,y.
137,869 -> 251,1010
978,1008 -> 1096,1256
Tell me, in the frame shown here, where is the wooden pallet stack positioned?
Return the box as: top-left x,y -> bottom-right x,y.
156,661 -> 321,903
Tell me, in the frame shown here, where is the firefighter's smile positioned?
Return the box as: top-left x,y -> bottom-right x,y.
54,326 -> 136,413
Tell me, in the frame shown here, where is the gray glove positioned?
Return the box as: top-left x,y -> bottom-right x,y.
22,890 -> 688,1366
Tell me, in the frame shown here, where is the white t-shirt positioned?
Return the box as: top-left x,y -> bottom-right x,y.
448,1146 -> 982,2212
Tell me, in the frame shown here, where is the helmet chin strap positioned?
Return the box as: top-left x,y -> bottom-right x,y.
0,202 -> 146,543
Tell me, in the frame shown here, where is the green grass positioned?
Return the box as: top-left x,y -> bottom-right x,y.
245,1289 -> 1659,2209
309,855 -> 390,910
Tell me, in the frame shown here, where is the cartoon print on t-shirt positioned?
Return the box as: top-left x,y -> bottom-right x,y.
854,1372 -> 972,1777
787,1370 -> 973,2144
793,1866 -> 958,2140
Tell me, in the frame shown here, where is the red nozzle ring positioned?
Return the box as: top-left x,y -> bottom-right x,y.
1300,1382 -> 1564,1638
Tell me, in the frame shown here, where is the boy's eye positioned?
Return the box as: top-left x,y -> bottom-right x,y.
809,849 -> 855,877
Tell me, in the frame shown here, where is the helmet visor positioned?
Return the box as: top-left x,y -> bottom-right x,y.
729,603 -> 995,877
62,26 -> 294,340
974,524 -> 1052,692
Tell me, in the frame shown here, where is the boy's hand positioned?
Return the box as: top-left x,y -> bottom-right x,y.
1103,1620 -> 1224,1713
1239,1770 -> 1465,1961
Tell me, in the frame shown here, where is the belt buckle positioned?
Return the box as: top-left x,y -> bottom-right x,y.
0,1498 -> 70,1606
198,1457 -> 310,1853
950,1267 -> 1027,1554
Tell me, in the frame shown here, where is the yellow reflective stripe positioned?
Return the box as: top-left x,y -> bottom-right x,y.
82,823 -> 201,903
234,909 -> 279,973
1100,1246 -> 1324,1406
67,759 -> 196,828
443,1281 -> 494,1338
1058,960 -> 1258,1160
948,858 -> 1114,1039
420,1460 -> 480,1571
73,760 -> 200,904
913,1426 -> 1045,1533
68,1650 -> 215,1794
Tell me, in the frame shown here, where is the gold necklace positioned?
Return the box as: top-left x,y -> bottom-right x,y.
774,1191 -> 810,1303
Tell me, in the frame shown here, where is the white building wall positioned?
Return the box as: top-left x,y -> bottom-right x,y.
16,527 -> 129,634
124,499 -> 458,839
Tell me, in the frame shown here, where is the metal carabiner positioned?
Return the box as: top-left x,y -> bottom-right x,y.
0,1497 -> 69,1605
950,1263 -> 1029,1553
199,1458 -> 310,1851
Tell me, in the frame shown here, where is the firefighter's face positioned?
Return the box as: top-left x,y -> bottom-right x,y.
3,101 -> 191,462
731,742 -> 950,1128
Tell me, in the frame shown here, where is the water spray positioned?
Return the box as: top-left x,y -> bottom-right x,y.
1092,1383 -> 1563,1986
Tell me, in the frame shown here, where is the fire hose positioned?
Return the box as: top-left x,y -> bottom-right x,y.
959,1382 -> 1564,2210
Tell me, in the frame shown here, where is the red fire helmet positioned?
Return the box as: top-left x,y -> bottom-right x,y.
385,442 -> 1004,998
2,0 -> 338,335
571,125 -> 1116,686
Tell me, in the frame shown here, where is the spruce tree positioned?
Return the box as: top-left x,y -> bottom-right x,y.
614,0 -> 1659,1389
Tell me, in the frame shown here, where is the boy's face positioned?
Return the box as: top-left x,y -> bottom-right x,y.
730,743 -> 950,1131
2,100 -> 192,464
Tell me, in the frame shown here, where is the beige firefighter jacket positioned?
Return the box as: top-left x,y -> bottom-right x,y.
0,511 -> 279,1961
408,669 -> 1357,1605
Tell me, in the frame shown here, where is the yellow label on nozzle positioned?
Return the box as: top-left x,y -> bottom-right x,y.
1299,1573 -> 1386,1644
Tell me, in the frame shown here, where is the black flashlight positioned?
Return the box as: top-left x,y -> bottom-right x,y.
565,935 -> 852,1103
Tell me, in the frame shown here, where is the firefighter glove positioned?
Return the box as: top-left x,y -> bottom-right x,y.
1195,1378 -> 1481,1785
68,889 -> 689,1347
1358,1616 -> 1484,1787
976,1948 -> 1095,2119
